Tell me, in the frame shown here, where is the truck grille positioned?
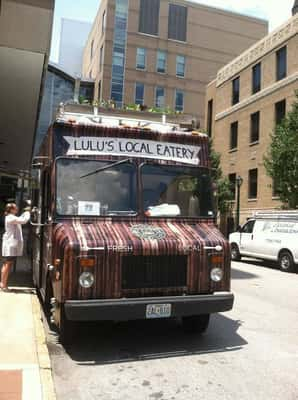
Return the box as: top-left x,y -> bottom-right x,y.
122,255 -> 188,290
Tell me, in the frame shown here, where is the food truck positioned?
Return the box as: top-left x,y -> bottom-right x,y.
31,105 -> 234,342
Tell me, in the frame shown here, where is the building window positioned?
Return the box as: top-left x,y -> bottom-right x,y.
136,48 -> 146,70
110,0 -> 129,107
207,99 -> 213,137
175,89 -> 184,112
102,10 -> 106,34
230,121 -> 238,150
276,46 -> 287,81
168,4 -> 187,42
176,55 -> 185,78
99,45 -> 104,71
248,169 -> 258,199
90,39 -> 94,60
232,77 -> 240,105
229,173 -> 236,200
252,63 -> 261,94
250,111 -> 260,143
139,0 -> 160,36
135,82 -> 145,105
155,86 -> 165,108
275,99 -> 286,125
156,50 -> 167,73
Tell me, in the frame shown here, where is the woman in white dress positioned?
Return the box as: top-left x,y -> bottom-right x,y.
0,203 -> 30,290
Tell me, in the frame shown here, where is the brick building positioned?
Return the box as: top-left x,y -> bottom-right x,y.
206,8 -> 298,224
81,0 -> 268,126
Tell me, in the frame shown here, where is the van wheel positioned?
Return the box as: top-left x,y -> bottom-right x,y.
182,314 -> 210,334
231,244 -> 241,261
59,306 -> 76,345
279,251 -> 296,273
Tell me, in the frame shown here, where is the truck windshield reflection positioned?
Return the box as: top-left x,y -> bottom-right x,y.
56,159 -> 214,218
141,164 -> 214,218
56,158 -> 137,216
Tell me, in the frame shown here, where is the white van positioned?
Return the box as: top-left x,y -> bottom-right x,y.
229,212 -> 298,272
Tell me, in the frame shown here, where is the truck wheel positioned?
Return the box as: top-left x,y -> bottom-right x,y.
59,306 -> 76,345
182,314 -> 210,334
231,243 -> 241,261
279,251 -> 296,273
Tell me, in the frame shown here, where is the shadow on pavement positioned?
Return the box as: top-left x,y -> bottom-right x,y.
49,314 -> 247,366
231,266 -> 259,280
237,258 -> 278,271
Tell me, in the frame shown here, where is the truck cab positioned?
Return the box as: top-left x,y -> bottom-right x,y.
31,106 -> 234,343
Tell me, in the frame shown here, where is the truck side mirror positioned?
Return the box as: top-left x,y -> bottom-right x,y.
237,225 -> 242,232
31,206 -> 39,224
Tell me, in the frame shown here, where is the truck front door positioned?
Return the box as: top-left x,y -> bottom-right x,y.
239,220 -> 256,255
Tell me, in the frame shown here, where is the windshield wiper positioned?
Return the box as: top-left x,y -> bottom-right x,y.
80,158 -> 130,179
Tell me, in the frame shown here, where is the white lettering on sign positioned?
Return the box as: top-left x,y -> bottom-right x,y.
63,136 -> 201,166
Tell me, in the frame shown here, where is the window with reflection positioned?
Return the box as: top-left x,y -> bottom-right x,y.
141,164 -> 214,218
56,159 -> 137,216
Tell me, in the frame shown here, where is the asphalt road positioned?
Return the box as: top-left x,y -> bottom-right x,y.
46,259 -> 298,400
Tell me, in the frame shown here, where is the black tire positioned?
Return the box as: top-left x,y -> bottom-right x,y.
44,275 -> 53,318
278,250 -> 296,273
182,314 -> 210,334
231,243 -> 241,261
59,305 -> 77,346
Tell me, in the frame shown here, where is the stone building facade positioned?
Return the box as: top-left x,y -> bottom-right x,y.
206,12 -> 298,224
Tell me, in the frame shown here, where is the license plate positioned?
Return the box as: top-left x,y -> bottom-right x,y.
146,304 -> 172,319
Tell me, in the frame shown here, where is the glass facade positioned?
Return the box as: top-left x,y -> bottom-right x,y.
135,82 -> 145,105
157,50 -> 167,73
110,0 -> 129,107
155,87 -> 165,108
136,48 -> 146,70
175,89 -> 184,112
176,55 -> 185,77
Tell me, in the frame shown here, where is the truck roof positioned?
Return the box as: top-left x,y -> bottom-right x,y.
253,211 -> 298,220
56,104 -> 207,139
48,104 -> 210,168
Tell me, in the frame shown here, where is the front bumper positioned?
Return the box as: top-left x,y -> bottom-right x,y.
64,292 -> 234,321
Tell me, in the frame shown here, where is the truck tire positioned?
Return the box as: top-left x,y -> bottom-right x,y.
182,314 -> 210,334
231,243 -> 241,261
59,306 -> 77,345
279,250 -> 296,273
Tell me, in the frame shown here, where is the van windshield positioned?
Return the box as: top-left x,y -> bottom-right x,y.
56,158 -> 137,216
141,164 -> 214,218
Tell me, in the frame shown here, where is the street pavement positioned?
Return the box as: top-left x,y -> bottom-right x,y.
46,259 -> 298,400
0,257 -> 54,400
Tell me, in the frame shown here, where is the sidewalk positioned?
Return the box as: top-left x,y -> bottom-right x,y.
0,257 -> 56,400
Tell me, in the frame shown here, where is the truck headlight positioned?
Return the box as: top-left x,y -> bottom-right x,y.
79,272 -> 95,288
210,268 -> 223,282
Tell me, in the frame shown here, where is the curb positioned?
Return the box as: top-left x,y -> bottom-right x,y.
31,295 -> 57,400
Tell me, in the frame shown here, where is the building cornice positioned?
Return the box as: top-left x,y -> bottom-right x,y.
215,72 -> 298,121
216,14 -> 298,87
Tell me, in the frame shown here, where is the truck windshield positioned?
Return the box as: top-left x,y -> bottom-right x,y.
141,164 -> 214,218
56,158 -> 137,216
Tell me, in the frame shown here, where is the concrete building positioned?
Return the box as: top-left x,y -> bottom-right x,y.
0,0 -> 54,210
58,18 -> 92,77
205,8 -> 298,224
82,0 -> 268,126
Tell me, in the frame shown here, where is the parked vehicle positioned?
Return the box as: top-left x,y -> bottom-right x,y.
229,212 -> 298,272
31,105 -> 234,343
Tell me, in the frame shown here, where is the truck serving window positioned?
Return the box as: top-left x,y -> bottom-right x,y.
141,164 -> 214,218
56,158 -> 137,216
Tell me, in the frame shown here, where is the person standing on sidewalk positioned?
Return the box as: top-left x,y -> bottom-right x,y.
0,203 -> 30,290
